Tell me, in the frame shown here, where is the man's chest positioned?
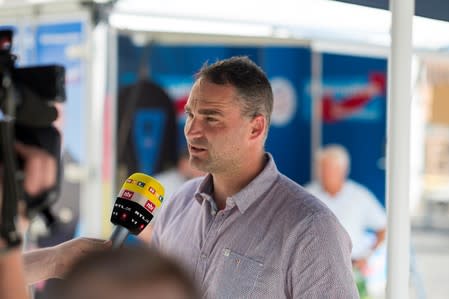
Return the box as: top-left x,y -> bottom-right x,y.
158,205 -> 286,298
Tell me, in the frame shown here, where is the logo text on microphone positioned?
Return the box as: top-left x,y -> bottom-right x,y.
122,190 -> 134,200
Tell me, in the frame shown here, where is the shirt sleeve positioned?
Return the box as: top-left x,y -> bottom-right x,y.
290,211 -> 359,299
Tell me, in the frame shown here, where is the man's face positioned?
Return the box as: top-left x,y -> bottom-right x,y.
319,155 -> 347,195
184,79 -> 253,174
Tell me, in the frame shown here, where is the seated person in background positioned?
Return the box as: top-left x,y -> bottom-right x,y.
48,246 -> 201,299
305,144 -> 386,272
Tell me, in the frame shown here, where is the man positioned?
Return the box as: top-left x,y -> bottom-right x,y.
152,56 -> 358,298
305,144 -> 386,271
48,246 -> 200,299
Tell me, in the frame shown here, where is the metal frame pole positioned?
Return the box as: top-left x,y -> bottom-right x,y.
386,0 -> 414,297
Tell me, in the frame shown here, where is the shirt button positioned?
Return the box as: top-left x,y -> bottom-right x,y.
201,253 -> 207,259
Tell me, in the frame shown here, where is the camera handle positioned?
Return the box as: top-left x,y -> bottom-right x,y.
0,72 -> 22,252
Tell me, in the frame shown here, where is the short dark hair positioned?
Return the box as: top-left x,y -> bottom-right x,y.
50,246 -> 200,299
196,56 -> 273,128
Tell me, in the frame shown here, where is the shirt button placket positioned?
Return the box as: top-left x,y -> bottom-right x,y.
199,211 -> 226,283
198,251 -> 208,287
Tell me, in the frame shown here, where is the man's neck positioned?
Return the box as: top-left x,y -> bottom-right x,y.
212,152 -> 266,210
324,183 -> 345,198
327,189 -> 340,197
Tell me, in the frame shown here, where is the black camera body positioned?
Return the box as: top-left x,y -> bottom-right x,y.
0,28 -> 66,221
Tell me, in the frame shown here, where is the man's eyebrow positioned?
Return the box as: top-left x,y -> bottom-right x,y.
198,108 -> 224,116
184,104 -> 224,116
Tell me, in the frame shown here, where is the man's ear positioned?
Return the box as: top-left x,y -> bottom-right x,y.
249,115 -> 266,140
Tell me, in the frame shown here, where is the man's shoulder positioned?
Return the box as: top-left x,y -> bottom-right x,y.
276,174 -> 321,203
272,174 -> 333,220
346,179 -> 368,190
269,175 -> 349,244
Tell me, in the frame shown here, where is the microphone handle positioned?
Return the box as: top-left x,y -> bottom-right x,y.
110,226 -> 130,249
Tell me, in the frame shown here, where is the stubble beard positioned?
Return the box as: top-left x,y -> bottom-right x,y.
189,153 -> 218,174
190,150 -> 241,176
189,149 -> 225,175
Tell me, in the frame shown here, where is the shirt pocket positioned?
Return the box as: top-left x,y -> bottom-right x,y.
209,248 -> 264,299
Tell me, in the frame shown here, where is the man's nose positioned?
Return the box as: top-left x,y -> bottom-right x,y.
185,117 -> 203,138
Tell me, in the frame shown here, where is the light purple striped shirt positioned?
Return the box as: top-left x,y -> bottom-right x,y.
152,154 -> 359,298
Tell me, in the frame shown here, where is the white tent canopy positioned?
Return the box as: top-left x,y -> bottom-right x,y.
111,0 -> 449,51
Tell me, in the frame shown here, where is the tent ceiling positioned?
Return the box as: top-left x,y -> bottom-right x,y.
2,0 -> 449,52
110,0 -> 449,52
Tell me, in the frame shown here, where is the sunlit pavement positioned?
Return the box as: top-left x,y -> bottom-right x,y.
411,202 -> 449,299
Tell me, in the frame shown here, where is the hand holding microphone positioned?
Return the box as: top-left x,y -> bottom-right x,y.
17,173 -> 163,285
110,173 -> 164,248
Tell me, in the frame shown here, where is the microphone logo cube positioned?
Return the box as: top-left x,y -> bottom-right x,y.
122,190 -> 134,200
145,200 -> 156,213
137,181 -> 146,188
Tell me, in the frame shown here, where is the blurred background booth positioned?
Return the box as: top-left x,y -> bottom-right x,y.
2,0 -> 449,298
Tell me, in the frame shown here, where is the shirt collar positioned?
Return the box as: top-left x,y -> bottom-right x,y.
194,153 -> 279,214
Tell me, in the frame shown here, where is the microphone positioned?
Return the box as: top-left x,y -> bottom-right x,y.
109,173 -> 164,248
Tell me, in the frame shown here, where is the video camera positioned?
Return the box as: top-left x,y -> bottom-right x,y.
0,28 -> 66,237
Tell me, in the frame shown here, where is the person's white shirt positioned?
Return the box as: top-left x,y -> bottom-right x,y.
305,179 -> 386,259
151,168 -> 189,220
155,168 -> 188,201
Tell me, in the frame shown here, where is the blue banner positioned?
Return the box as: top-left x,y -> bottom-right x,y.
321,53 -> 387,205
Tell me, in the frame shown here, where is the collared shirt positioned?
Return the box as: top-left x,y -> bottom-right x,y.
152,154 -> 358,299
305,180 -> 387,259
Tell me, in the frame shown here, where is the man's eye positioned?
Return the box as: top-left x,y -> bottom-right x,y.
206,117 -> 217,122
185,111 -> 193,118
